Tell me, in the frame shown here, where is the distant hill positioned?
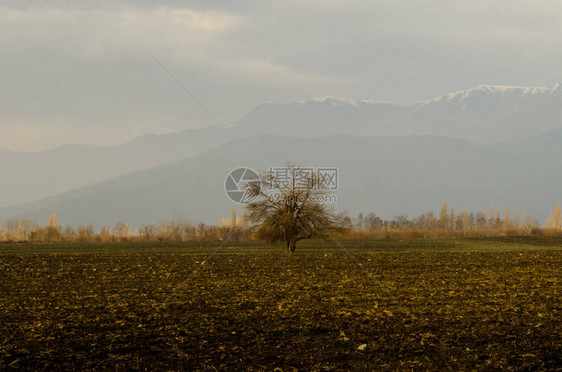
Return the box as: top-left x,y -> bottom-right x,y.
0,126 -> 228,207
234,84 -> 562,143
1,83 -> 560,209
2,133 -> 560,228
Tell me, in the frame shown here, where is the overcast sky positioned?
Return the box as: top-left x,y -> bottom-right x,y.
1,0 -> 561,151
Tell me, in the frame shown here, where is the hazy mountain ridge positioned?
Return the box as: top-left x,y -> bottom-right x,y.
1,83 -> 560,208
416,83 -> 561,108
234,83 -> 562,142
2,133 -> 561,228
0,126 -> 229,207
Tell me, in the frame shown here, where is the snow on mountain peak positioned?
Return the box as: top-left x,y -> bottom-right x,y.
475,83 -> 561,95
423,83 -> 561,105
262,96 -> 358,107
308,96 -> 358,106
260,83 -> 561,112
303,84 -> 561,108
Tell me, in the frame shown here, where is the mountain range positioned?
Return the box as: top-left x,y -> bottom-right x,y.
1,84 -> 561,227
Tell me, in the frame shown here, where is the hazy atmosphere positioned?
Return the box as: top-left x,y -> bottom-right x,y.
2,0 -> 562,151
1,1 -> 561,370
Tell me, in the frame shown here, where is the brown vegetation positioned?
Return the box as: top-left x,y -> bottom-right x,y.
245,167 -> 346,252
1,202 -> 562,243
0,213 -> 252,243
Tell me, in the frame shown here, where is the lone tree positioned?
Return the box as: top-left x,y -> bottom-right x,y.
245,165 -> 346,253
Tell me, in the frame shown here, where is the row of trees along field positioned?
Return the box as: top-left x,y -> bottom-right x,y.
0,213 -> 253,243
352,202 -> 542,232
0,203 -> 561,243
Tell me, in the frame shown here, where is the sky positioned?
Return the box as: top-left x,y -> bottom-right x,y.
1,0 -> 561,151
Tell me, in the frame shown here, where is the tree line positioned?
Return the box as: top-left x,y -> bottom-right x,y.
0,213 -> 253,243
1,202 -> 561,243
350,202 -> 542,233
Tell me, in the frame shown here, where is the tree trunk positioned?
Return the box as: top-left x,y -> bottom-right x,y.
286,239 -> 296,253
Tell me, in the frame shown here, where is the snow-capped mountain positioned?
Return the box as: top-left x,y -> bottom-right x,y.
235,83 -> 562,143
1,83 -> 561,209
414,83 -> 562,114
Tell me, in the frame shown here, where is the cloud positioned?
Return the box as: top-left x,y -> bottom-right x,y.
0,1 -> 561,151
0,6 -> 240,55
